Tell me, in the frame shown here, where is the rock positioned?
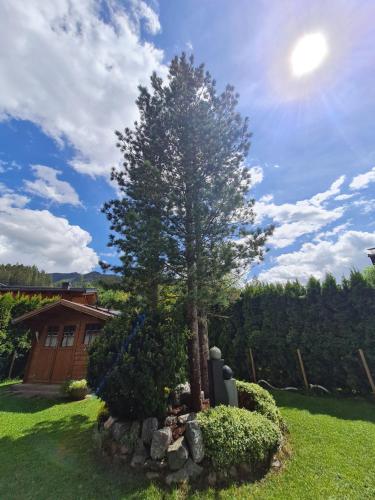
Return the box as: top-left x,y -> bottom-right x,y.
120,444 -> 131,455
164,415 -> 178,427
206,471 -> 217,487
130,438 -> 148,468
185,420 -> 204,463
177,412 -> 196,425
146,472 -> 160,480
144,458 -> 168,471
167,436 -> 189,471
141,417 -> 158,444
165,458 -> 203,485
150,427 -> 172,460
172,382 -> 191,405
272,458 -> 281,469
103,416 -> 116,430
130,420 -> 141,440
112,421 -> 131,442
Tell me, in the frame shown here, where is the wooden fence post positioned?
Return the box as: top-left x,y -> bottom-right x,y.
248,348 -> 257,383
358,349 -> 375,394
297,348 -> 309,390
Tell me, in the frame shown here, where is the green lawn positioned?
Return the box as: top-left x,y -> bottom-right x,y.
1,380 -> 375,500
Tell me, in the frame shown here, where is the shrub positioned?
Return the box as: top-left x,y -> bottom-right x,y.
61,379 -> 88,400
236,380 -> 286,431
197,405 -> 281,470
87,309 -> 187,420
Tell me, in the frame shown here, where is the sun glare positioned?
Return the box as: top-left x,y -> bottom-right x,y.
290,32 -> 328,77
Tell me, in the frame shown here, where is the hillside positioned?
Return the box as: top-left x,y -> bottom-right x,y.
49,272 -> 121,287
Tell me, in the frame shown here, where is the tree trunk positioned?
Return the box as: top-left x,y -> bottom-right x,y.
198,311 -> 209,397
8,351 -> 16,379
185,193 -> 202,412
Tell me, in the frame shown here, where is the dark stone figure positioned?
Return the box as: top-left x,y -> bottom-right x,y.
208,347 -> 238,407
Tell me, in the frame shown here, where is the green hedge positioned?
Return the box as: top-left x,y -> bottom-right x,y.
209,271 -> 375,394
197,405 -> 281,470
0,293 -> 57,380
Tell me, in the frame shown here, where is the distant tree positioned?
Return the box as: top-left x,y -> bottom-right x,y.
0,264 -> 52,286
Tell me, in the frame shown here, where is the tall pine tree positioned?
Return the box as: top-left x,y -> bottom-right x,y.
103,54 -> 272,410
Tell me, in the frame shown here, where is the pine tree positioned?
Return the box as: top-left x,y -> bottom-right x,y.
105,54 -> 272,411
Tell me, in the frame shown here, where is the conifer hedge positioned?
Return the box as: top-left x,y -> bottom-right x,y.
209,271 -> 375,394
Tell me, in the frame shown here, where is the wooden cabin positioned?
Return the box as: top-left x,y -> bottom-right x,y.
10,284 -> 118,384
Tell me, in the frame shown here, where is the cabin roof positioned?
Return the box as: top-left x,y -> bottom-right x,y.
0,284 -> 97,294
12,299 -> 119,324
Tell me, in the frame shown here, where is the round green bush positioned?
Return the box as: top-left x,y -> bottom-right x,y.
197,405 -> 282,470
236,380 -> 286,431
61,379 -> 88,400
87,311 -> 186,420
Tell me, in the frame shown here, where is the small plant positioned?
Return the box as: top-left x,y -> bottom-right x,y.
236,380 -> 287,432
197,405 -> 281,471
61,379 -> 88,400
96,402 -> 110,428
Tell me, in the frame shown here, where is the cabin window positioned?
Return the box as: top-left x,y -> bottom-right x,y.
44,325 -> 59,347
84,323 -> 102,346
61,325 -> 76,347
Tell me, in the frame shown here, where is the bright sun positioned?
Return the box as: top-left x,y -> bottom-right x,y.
290,32 -> 328,77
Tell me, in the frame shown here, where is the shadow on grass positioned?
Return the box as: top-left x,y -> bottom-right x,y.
0,389 -> 66,414
0,411 -> 160,500
272,389 -> 375,423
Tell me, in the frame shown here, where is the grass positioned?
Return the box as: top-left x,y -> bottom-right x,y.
1,380 -> 375,499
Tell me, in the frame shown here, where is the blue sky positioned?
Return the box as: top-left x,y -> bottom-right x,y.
0,0 -> 374,282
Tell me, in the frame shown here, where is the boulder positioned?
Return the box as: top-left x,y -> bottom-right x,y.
150,427 -> 172,460
144,458 -> 168,471
112,421 -> 131,442
146,472 -> 160,480
103,416 -> 116,430
167,436 -> 189,471
164,415 -> 178,427
141,417 -> 158,444
130,438 -> 148,468
172,382 -> 191,406
177,412 -> 196,425
165,458 -> 203,485
206,471 -> 217,487
185,420 -> 204,463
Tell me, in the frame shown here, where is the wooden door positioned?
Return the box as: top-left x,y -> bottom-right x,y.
50,323 -> 78,383
27,325 -> 59,382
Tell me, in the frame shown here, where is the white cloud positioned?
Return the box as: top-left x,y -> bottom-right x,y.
248,166 -> 264,187
0,0 -> 166,177
258,230 -> 375,283
0,159 -> 22,172
350,166 -> 375,190
353,198 -> 375,214
309,175 -> 345,206
334,193 -> 355,201
0,185 -> 98,272
131,0 -> 161,35
255,175 -> 346,248
24,165 -> 82,206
